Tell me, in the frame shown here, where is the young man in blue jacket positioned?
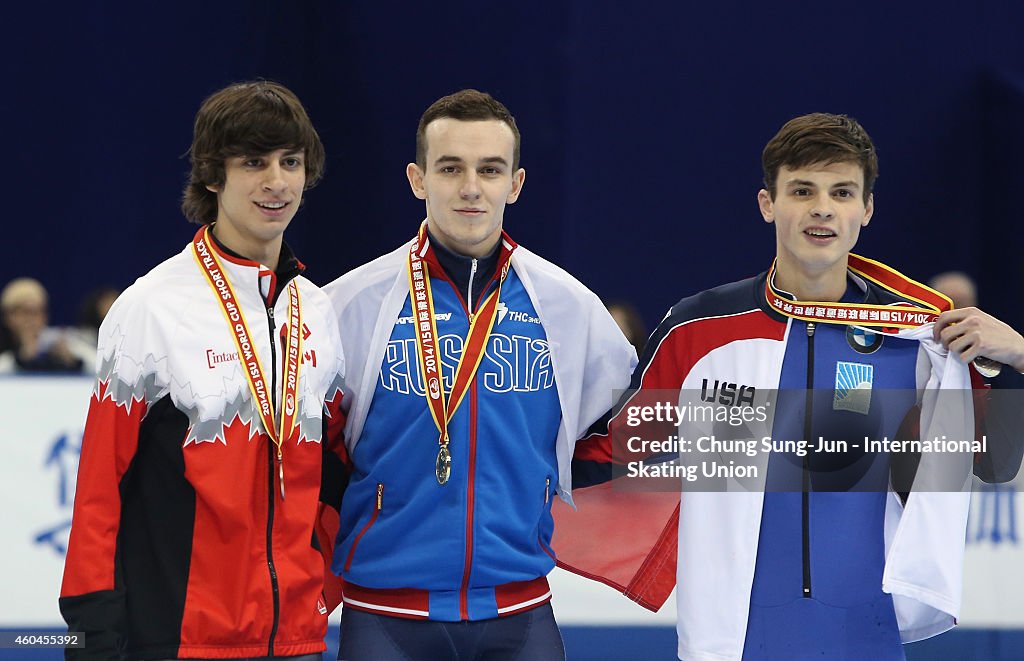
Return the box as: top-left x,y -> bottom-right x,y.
322,89 -> 636,660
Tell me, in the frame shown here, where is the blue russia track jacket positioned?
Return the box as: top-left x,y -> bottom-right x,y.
322,228 -> 637,622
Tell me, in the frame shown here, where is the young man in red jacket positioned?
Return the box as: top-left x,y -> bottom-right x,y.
60,81 -> 346,661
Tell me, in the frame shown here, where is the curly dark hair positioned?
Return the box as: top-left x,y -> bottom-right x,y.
181,80 -> 325,224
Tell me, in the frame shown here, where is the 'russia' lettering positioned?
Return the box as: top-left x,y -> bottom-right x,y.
380,333 -> 553,396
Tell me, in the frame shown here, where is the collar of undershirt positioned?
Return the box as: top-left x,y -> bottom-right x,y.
425,229 -> 501,310
208,226 -> 304,306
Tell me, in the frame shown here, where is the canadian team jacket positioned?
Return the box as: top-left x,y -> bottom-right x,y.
59,229 -> 346,660
558,266 -> 1022,661
322,229 -> 636,622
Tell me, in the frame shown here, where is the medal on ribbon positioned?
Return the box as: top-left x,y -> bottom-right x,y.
766,254 -> 1001,374
405,222 -> 516,485
191,227 -> 302,499
764,254 -> 951,333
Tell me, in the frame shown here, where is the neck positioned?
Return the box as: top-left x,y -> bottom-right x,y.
427,229 -> 501,308
429,231 -> 500,263
773,257 -> 848,302
426,223 -> 501,258
211,223 -> 281,271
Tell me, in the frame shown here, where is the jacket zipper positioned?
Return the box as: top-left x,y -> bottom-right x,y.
344,483 -> 384,571
459,382 -> 479,619
467,258 -> 479,324
435,254 -> 493,620
802,321 -> 815,599
265,304 -> 281,655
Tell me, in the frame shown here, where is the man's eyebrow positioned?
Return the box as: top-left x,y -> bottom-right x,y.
784,178 -> 817,188
432,155 -> 509,167
783,178 -> 861,189
236,149 -> 305,158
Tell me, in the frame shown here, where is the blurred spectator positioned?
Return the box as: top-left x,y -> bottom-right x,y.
929,271 -> 978,309
0,278 -> 90,374
606,299 -> 648,356
70,286 -> 121,349
0,311 -> 12,356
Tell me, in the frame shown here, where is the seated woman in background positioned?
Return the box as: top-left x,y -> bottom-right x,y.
0,277 -> 91,374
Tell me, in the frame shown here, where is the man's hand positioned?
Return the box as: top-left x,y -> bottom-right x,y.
934,307 -> 1024,372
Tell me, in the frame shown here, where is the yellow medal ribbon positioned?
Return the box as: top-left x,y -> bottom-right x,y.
191,227 -> 302,499
405,223 -> 515,485
765,253 -> 952,333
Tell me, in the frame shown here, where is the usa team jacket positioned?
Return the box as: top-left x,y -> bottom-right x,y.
60,229 -> 346,660
558,268 -> 989,661
322,230 -> 636,622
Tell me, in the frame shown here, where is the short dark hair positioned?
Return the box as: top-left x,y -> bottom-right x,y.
415,89 -> 521,169
762,113 -> 877,203
182,80 -> 326,225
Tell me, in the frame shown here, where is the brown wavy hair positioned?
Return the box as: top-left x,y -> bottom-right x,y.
181,80 -> 325,224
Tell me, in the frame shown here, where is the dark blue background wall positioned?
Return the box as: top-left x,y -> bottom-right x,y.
5,1 -> 1024,334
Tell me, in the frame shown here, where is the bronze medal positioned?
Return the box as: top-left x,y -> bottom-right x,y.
973,357 -> 1003,378
436,444 -> 452,485
764,255 -> 949,332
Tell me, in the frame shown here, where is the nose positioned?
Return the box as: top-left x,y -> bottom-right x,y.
810,192 -> 835,219
460,171 -> 481,200
262,162 -> 288,193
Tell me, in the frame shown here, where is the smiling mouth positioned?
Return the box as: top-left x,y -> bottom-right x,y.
804,228 -> 836,238
256,201 -> 288,210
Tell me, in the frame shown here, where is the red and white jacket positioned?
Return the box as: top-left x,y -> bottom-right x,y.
60,229 -> 346,660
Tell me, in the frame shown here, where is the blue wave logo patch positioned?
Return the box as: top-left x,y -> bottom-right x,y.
834,361 -> 873,415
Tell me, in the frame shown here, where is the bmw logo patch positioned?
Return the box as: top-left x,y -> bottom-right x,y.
846,326 -> 883,354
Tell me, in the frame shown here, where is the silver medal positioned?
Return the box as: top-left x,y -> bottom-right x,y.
436,444 -> 452,485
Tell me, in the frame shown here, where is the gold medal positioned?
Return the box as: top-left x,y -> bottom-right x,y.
277,449 -> 286,500
436,444 -> 452,485
192,228 -> 302,501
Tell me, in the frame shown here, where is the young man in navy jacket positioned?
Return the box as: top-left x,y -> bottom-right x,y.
561,112 -> 1024,661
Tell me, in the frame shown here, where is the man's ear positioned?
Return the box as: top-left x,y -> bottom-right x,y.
407,163 -> 427,200
506,168 -> 526,204
757,189 -> 775,224
862,192 -> 874,227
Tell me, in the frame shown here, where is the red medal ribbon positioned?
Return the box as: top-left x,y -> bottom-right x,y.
406,222 -> 516,475
765,254 -> 951,333
191,227 -> 302,498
